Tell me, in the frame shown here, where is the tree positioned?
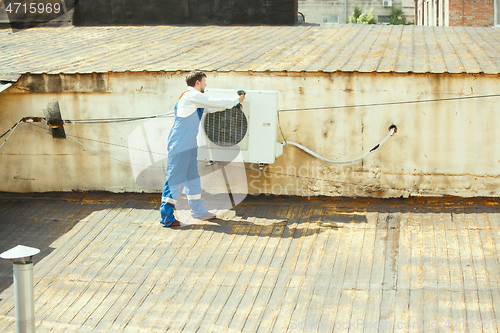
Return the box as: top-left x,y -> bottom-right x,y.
388,6 -> 407,25
347,5 -> 376,24
358,8 -> 375,24
347,5 -> 363,23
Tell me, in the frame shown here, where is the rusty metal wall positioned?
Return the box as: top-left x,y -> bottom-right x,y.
0,71 -> 499,197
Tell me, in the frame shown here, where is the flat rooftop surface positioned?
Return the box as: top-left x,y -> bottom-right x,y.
1,193 -> 500,332
2,24 -> 500,82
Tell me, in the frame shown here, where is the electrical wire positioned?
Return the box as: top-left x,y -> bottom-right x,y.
25,122 -> 168,157
18,121 -> 442,197
67,135 -> 167,168
22,122 -> 167,168
276,111 -> 287,145
0,119 -> 22,140
2,92 -> 499,196
0,119 -> 21,149
30,122 -> 400,192
64,134 -> 434,196
63,112 -> 174,124
276,93 -> 500,113
68,132 -> 168,157
283,126 -> 396,164
3,92 -> 498,127
13,92 -> 497,125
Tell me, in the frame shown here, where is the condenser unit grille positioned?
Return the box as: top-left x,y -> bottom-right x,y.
203,106 -> 248,147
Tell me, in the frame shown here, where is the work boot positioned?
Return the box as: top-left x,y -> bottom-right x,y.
162,220 -> 182,228
198,212 -> 216,221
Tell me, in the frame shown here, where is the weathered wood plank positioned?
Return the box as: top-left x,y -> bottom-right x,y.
142,211 -> 229,331
41,205 -> 145,327
408,213 -> 423,333
477,290 -> 497,333
254,205 -> 307,333
117,213 -> 216,331
93,207 -> 197,331
356,212 -> 378,291
422,213 -> 438,331
164,209 -> 248,332
123,215 -> 217,330
1,202 -> 125,326
3,195 -> 500,332
393,288 -> 410,333
268,205 -> 315,333
228,205 -> 290,333
0,200 -> 95,297
350,213 -> 377,333
318,221 -> 355,331
73,208 -> 159,329
249,206 -> 317,331
392,215 -> 411,333
433,213 -> 453,332
0,199 -> 54,246
180,205 -> 265,332
33,201 -> 139,326
362,288 -> 382,333
455,212 -> 478,291
464,290 -> 482,331
170,205 -> 264,332
215,212 -> 278,331
478,213 -> 500,290
281,207 -> 325,332
468,214 -> 489,291
300,207 -> 342,331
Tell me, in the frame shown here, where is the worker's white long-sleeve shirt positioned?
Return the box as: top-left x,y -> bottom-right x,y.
176,87 -> 239,118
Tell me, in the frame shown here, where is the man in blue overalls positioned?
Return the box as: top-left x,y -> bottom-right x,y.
160,71 -> 245,227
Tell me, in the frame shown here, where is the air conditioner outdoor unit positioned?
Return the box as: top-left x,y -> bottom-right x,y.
383,0 -> 392,6
197,89 -> 283,164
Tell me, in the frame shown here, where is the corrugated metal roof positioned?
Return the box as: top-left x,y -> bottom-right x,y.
0,83 -> 12,93
1,24 -> 500,81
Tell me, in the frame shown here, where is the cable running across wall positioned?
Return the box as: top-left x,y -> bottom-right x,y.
26,122 -> 169,167
63,112 -> 174,124
2,91 -> 499,152
283,126 -> 396,164
1,93 -> 495,128
1,92 -> 499,170
2,91 -> 500,162
0,119 -> 21,149
0,120 -> 472,197
276,93 -> 500,113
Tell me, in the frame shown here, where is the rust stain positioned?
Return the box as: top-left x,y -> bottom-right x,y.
234,195 -> 500,214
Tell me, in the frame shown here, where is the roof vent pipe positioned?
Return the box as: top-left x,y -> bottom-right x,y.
0,245 -> 40,333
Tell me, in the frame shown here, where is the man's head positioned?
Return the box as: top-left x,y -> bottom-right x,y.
186,71 -> 207,93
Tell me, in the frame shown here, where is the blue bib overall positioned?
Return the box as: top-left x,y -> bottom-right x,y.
159,93 -> 208,226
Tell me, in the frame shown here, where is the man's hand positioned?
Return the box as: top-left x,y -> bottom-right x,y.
238,93 -> 246,104
237,90 -> 246,104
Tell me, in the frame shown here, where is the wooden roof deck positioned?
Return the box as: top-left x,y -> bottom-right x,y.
1,193 -> 500,332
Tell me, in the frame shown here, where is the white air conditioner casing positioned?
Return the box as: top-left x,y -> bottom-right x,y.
383,0 -> 392,6
197,89 -> 283,164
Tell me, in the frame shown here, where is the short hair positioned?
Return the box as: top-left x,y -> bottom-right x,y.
186,71 -> 207,87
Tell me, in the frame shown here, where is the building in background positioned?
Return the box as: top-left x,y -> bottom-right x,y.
415,0 -> 497,26
0,0 -> 298,28
73,0 -> 298,26
298,0 -> 415,24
